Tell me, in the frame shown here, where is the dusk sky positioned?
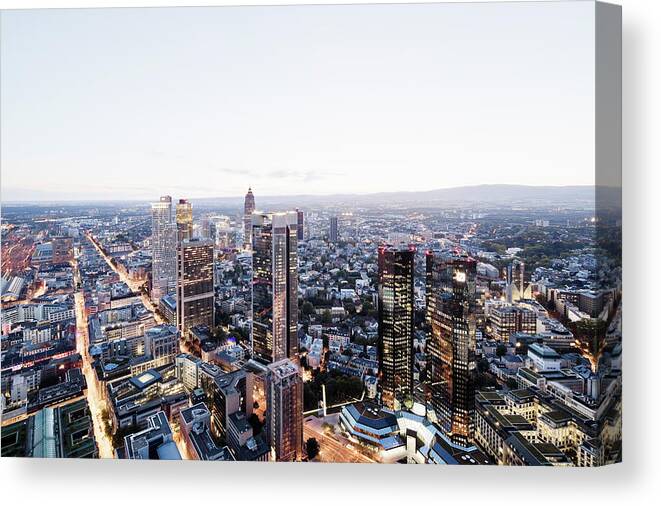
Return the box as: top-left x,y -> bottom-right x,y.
1,2 -> 596,202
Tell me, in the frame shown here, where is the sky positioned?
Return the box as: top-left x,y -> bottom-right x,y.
1,2 -> 596,202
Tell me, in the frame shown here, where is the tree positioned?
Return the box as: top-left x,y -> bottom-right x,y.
506,378 -> 519,390
322,309 -> 332,324
306,437 -> 320,460
111,426 -> 137,449
301,301 -> 315,317
496,344 -> 507,361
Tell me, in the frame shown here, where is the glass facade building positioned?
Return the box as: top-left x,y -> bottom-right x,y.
176,199 -> 193,243
251,212 -> 298,365
377,245 -> 415,411
176,239 -> 215,339
426,251 -> 478,448
243,188 -> 255,250
266,359 -> 303,462
151,195 -> 177,301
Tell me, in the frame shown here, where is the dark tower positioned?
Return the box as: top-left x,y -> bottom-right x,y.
427,251 -> 477,447
377,244 -> 415,410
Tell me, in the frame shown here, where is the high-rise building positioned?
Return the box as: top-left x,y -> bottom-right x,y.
329,216 -> 339,243
377,245 -> 415,410
266,359 -> 303,462
296,209 -> 304,241
176,199 -> 193,243
176,239 -> 215,340
151,196 -> 177,301
243,188 -> 256,250
426,251 -> 478,448
251,212 -> 298,364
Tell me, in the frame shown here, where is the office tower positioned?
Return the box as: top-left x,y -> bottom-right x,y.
176,239 -> 215,339
296,209 -> 304,241
266,359 -> 303,462
426,251 -> 478,447
243,187 -> 256,250
151,196 -> 177,301
176,199 -> 193,243
251,212 -> 298,364
377,245 -> 415,410
329,216 -> 339,243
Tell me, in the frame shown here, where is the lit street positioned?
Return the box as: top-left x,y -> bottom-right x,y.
304,415 -> 376,464
73,285 -> 114,459
85,232 -> 165,324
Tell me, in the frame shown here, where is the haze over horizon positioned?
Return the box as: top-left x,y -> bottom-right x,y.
1,3 -> 596,202
1,183 -> 598,206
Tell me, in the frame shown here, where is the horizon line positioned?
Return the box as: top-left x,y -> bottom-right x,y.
0,183 -> 606,205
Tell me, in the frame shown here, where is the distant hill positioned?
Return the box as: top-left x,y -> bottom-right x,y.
4,184 -> 614,208
190,184 -> 600,208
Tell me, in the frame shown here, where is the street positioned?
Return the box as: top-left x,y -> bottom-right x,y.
73,286 -> 114,458
86,233 -> 165,324
304,415 -> 377,464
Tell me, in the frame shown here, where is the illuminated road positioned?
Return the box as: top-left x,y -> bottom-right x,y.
73,287 -> 114,458
171,426 -> 189,459
304,416 -> 377,464
86,233 -> 165,324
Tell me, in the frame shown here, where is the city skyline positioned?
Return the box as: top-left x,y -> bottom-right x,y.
0,1 -> 621,469
1,182 -> 599,205
2,2 -> 596,202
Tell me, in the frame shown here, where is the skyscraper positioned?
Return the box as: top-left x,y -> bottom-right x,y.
176,199 -> 193,243
329,216 -> 338,243
377,245 -> 415,410
296,209 -> 304,241
151,196 -> 177,301
266,359 -> 303,462
251,212 -> 298,364
176,238 -> 215,340
243,188 -> 255,250
426,251 -> 478,447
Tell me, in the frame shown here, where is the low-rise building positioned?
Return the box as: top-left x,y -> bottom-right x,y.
178,403 -> 233,461
124,411 -> 181,460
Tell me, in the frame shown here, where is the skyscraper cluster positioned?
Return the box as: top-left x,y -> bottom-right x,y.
16,184 -> 616,466
151,195 -> 215,341
241,193 -> 303,462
